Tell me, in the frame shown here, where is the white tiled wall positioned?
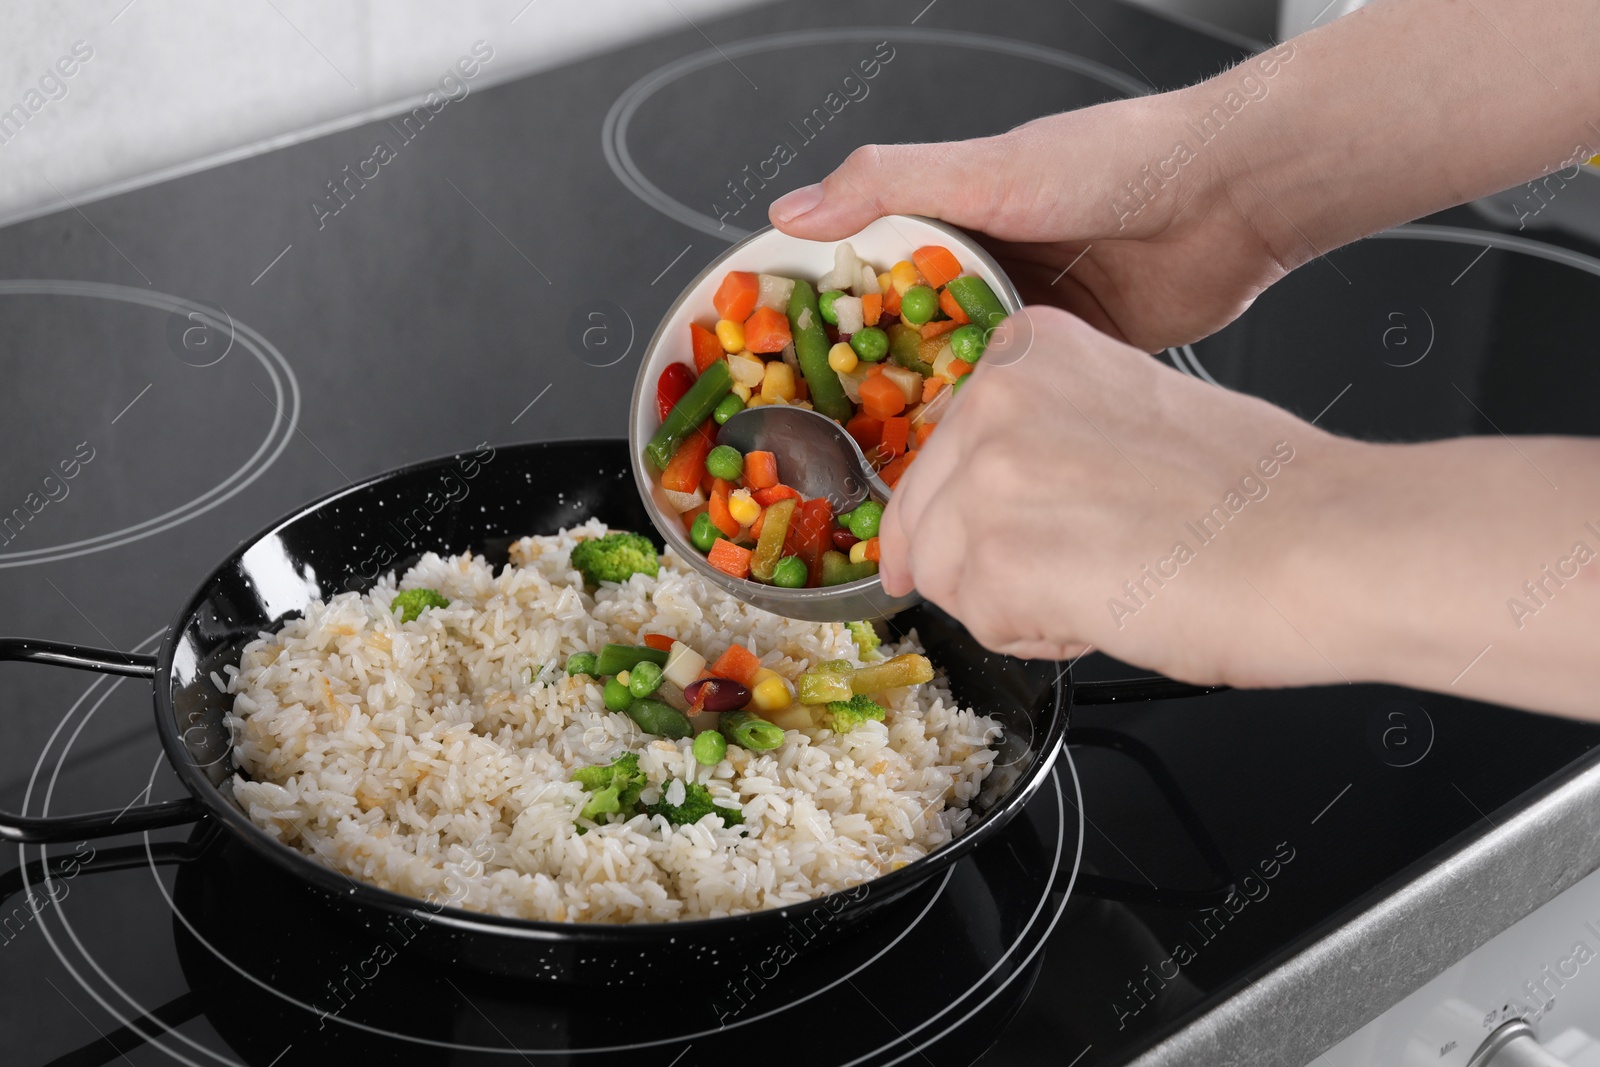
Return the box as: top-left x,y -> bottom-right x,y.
0,0 -> 767,224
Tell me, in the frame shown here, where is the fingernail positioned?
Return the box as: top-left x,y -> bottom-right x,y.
770,184 -> 823,223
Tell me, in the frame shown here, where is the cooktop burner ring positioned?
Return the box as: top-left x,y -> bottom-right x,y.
0,280 -> 299,571
602,26 -> 1151,241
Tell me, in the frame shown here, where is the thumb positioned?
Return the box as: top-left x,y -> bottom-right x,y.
769,139 -> 1012,239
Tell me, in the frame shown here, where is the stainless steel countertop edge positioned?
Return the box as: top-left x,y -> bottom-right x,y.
1129,748 -> 1600,1067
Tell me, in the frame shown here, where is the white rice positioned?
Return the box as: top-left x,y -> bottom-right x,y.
225,520 -> 1001,923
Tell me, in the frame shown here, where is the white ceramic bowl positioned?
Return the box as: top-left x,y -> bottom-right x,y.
628,215 -> 1022,622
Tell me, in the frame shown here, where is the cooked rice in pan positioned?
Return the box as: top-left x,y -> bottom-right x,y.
225,521 -> 1000,923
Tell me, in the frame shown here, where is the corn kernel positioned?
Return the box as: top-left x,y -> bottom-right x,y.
750,672 -> 793,713
616,669 -> 631,686
744,394 -> 770,408
760,360 -> 797,401
715,318 -> 745,353
849,540 -> 870,565
727,489 -> 760,526
876,271 -> 892,294
827,342 -> 858,374
890,260 -> 920,296
731,381 -> 752,401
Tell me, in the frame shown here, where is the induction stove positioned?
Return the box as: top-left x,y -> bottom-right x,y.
3,2 -> 1599,1064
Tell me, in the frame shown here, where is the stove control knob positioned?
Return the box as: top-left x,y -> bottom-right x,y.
1469,1021 -> 1578,1067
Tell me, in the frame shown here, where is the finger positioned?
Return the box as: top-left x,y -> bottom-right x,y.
877,494 -> 914,596
768,139 -> 1012,239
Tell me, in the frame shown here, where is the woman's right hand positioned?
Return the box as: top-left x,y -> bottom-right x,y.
768,93 -> 1285,354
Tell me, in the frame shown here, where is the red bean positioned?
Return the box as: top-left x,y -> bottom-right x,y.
832,529 -> 860,551
683,677 -> 751,713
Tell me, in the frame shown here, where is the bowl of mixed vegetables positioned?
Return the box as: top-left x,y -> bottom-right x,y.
629,215 -> 1022,622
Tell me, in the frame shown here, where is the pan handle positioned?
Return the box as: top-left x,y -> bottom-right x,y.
0,638 -> 206,843
1073,675 -> 1226,704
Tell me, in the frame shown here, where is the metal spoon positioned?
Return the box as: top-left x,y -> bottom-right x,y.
715,405 -> 890,513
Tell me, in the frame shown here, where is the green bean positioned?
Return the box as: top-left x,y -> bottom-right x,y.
887,323 -> 933,375
944,276 -> 1008,333
626,698 -> 692,739
628,659 -> 664,698
722,711 -> 785,751
565,651 -> 599,677
645,358 -> 732,469
693,729 -> 728,766
820,549 -> 878,587
705,444 -> 743,481
595,643 -> 670,676
787,279 -> 853,422
603,677 -> 634,711
712,393 -> 745,425
750,497 -> 796,582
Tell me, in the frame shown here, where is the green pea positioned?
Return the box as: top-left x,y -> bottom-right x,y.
818,288 -> 843,325
949,323 -> 986,364
603,677 -> 634,711
705,444 -> 744,482
628,659 -> 664,698
693,729 -> 728,766
953,372 -> 971,394
712,393 -> 745,425
848,500 -> 884,540
771,555 -> 808,588
565,651 -> 599,677
899,286 -> 938,326
849,326 -> 889,363
836,508 -> 855,528
626,698 -> 692,739
689,512 -> 719,553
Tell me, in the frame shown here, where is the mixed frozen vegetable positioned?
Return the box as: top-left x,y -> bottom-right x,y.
645,243 -> 1009,588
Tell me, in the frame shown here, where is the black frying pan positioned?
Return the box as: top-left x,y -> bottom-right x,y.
1,439 -> 1212,982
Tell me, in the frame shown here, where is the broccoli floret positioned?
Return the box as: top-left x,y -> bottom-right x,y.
846,621 -> 882,659
643,780 -> 744,826
392,588 -> 450,623
825,693 -> 886,732
569,531 -> 660,586
572,753 -> 648,822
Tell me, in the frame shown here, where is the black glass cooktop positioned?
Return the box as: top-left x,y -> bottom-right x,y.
3,2 -> 1599,1064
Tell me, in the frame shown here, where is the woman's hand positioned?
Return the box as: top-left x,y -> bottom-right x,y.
769,95 -> 1286,353
877,305 -> 1356,687
880,307 -> 1600,716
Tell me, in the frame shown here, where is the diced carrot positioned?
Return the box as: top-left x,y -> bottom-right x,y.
642,633 -> 675,652
947,356 -> 973,379
920,318 -> 961,341
742,306 -> 792,353
879,452 -> 916,488
707,538 -> 752,579
710,643 -> 762,687
861,537 -> 881,562
743,450 -> 779,490
661,422 -> 714,493
786,498 -> 833,585
690,323 -> 724,375
882,285 -> 902,316
713,271 -> 759,322
859,374 -> 907,420
915,423 -> 936,450
913,247 -> 962,289
880,416 -> 910,457
753,483 -> 801,507
921,376 -> 945,403
794,377 -> 808,403
938,288 -> 969,324
865,363 -> 885,377
708,478 -> 740,538
860,292 -> 883,326
749,506 -> 767,541
700,469 -> 716,494
845,412 -> 883,453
